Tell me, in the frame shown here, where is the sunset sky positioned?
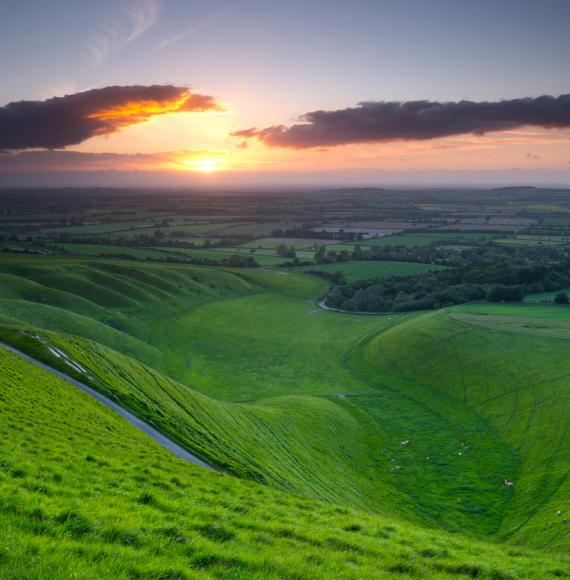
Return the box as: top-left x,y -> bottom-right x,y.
1,0 -> 570,187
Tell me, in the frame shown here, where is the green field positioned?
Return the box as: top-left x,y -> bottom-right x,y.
154,247 -> 287,265
494,234 -> 570,246
42,220 -> 153,235
452,301 -> 570,321
526,287 -> 570,303
296,260 -> 446,282
51,243 -> 293,266
2,254 -> 570,574
352,233 -> 498,247
55,243 -> 173,260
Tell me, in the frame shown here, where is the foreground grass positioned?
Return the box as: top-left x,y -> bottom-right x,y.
2,346 -> 569,579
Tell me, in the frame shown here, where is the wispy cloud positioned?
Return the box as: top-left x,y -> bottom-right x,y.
152,4 -> 233,53
126,0 -> 160,43
86,0 -> 160,66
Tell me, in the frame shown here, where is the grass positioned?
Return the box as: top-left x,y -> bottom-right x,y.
357,305 -> 570,551
494,235 -> 570,246
452,301 -> 570,321
2,346 -> 568,578
3,254 -> 570,570
153,247 -> 287,265
295,260 -> 446,282
526,287 -> 570,303
55,243 -> 174,260
41,220 -> 152,235
52,243 -> 299,267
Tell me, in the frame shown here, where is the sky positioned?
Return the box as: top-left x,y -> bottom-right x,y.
1,0 -> 570,187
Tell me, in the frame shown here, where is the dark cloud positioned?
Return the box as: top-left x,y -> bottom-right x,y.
232,94 -> 570,149
0,85 -> 222,150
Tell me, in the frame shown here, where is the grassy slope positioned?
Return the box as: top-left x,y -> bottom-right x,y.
357,305 -> 570,550
0,256 -> 515,537
2,255 -> 570,553
4,348 -> 568,578
0,326 -> 405,518
0,258 -> 416,520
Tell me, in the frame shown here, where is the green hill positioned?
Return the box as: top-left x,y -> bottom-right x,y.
356,304 -> 570,551
2,345 -> 569,578
2,254 -> 570,574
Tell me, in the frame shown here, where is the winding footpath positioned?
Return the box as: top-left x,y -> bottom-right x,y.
0,341 -> 213,470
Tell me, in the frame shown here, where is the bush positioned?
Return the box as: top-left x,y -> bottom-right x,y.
554,292 -> 569,304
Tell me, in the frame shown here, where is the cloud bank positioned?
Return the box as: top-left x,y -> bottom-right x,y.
233,94 -> 570,149
0,149 -> 219,172
0,85 -> 222,150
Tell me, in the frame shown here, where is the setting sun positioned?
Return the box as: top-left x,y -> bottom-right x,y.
184,157 -> 226,173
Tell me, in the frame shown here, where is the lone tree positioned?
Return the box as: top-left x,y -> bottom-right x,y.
554,292 -> 569,304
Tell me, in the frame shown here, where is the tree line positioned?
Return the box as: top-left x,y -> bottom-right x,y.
323,244 -> 570,312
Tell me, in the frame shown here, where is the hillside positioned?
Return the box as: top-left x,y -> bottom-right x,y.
356,304 -> 570,550
2,254 -> 570,572
2,345 -> 570,578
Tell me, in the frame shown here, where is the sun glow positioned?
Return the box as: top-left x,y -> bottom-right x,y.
184,157 -> 226,173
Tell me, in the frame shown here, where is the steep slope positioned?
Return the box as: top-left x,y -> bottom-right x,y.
357,305 -> 570,550
2,345 -> 569,578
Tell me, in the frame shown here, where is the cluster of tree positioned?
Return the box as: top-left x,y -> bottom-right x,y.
314,246 -> 352,264
275,243 -> 297,259
555,292 -> 569,304
314,239 -> 570,269
324,247 -> 570,313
